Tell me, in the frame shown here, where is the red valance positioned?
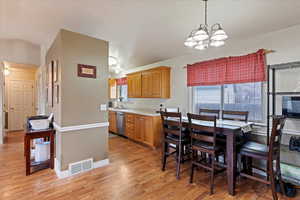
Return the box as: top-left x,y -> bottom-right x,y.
116,77 -> 127,85
187,49 -> 266,86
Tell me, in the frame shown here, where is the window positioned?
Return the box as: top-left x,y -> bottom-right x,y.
192,82 -> 263,121
224,82 -> 262,121
193,85 -> 222,111
118,85 -> 128,101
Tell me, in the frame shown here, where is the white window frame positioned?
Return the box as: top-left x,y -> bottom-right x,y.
190,82 -> 265,123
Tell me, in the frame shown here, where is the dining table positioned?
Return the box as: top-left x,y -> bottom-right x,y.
169,116 -> 253,196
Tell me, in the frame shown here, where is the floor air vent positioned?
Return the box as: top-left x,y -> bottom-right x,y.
69,158 -> 93,176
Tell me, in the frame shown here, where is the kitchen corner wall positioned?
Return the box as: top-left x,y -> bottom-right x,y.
121,24 -> 300,173
46,29 -> 109,171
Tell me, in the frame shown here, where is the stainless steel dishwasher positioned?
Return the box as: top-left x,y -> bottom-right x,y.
116,112 -> 126,136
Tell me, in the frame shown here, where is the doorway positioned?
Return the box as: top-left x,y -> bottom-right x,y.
4,62 -> 38,132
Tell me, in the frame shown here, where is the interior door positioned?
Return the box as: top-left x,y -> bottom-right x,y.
23,82 -> 35,122
8,80 -> 34,131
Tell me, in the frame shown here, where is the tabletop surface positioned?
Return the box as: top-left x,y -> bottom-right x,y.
25,127 -> 55,134
168,116 -> 254,130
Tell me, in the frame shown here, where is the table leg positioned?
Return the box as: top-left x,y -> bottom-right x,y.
50,133 -> 54,169
25,136 -> 31,176
24,135 -> 26,156
226,130 -> 237,196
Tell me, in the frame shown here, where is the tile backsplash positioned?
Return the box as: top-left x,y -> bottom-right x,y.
117,98 -> 167,111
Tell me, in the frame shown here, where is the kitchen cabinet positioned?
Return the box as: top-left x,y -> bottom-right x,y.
141,70 -> 162,98
108,78 -> 117,99
125,113 -> 135,139
127,73 -> 142,98
125,113 -> 162,148
127,66 -> 170,99
109,111 -> 117,133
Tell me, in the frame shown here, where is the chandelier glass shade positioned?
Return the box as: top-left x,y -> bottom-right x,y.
4,68 -> 10,76
184,0 -> 228,50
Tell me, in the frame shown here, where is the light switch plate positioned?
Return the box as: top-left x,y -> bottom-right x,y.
100,104 -> 107,111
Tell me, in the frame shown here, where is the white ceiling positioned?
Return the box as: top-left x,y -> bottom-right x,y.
1,0 -> 300,69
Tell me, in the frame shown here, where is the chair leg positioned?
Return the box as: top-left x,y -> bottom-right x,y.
190,164 -> 195,183
269,160 -> 278,200
162,142 -> 168,171
245,156 -> 253,175
237,154 -> 242,175
210,155 -> 215,195
276,157 -> 285,195
176,143 -> 182,179
267,160 -> 270,181
181,144 -> 185,163
190,151 -> 195,183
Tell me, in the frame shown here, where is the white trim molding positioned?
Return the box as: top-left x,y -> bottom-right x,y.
55,158 -> 110,179
53,122 -> 109,132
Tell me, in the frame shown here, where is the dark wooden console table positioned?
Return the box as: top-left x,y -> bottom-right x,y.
24,128 -> 55,176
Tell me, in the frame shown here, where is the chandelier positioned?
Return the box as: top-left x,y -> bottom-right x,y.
184,0 -> 228,50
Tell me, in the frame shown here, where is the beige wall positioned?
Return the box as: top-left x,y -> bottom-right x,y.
60,30 -> 109,126
60,127 -> 108,170
45,33 -> 63,125
0,39 -> 40,66
46,29 -> 109,171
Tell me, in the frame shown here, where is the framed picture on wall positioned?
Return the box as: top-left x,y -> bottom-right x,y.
77,64 -> 97,79
53,60 -> 58,83
45,63 -> 49,84
46,87 -> 48,104
55,84 -> 59,104
48,61 -> 54,107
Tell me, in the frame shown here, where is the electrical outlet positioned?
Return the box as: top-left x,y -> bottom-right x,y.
100,104 -> 107,111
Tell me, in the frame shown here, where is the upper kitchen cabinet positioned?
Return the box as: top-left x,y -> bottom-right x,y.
127,66 -> 170,99
127,72 -> 142,98
108,78 -> 117,99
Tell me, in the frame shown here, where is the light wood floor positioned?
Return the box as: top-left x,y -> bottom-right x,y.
0,132 -> 296,200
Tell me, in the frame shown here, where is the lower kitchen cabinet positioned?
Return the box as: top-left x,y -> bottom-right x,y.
109,111 -> 117,133
125,113 -> 135,139
125,113 -> 162,148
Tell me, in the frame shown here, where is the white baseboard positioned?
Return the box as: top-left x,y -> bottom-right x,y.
94,158 -> 110,168
55,158 -> 110,179
54,158 -> 69,179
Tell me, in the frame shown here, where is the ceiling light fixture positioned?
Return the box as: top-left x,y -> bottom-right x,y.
109,56 -> 118,66
4,68 -> 10,76
184,0 -> 228,50
108,56 -> 123,74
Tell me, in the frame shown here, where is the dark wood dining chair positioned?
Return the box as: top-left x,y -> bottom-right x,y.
160,111 -> 190,179
222,110 -> 250,145
222,110 -> 249,122
239,116 -> 286,200
187,113 -> 226,195
199,109 -> 220,119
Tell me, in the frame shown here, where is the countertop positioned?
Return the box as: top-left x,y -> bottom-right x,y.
108,108 -> 160,117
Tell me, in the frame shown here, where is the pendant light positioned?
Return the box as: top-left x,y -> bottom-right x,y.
184,0 -> 228,50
